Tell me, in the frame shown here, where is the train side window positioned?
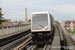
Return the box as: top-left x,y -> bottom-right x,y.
49,14 -> 53,29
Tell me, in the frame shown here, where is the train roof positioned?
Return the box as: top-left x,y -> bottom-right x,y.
32,11 -> 50,14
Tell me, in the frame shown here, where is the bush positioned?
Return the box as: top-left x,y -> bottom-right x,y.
66,29 -> 75,33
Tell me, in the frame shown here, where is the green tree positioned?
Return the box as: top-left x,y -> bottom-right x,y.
0,10 -> 5,25
51,14 -> 54,21
52,16 -> 54,21
28,19 -> 31,22
14,21 -> 17,23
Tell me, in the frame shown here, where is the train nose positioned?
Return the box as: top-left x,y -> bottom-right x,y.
38,35 -> 43,38
38,33 -> 43,38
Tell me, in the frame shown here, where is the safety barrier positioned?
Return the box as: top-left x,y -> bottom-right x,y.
0,22 -> 31,39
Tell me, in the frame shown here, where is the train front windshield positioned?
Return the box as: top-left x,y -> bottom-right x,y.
32,14 -> 48,30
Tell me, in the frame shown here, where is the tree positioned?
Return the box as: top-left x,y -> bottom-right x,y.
28,19 -> 31,22
14,21 -> 17,23
52,16 -> 54,21
51,14 -> 54,21
0,9 -> 5,25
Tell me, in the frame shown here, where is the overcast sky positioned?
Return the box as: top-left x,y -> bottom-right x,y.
0,0 -> 75,21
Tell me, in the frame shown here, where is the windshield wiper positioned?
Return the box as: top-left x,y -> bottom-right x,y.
38,24 -> 47,30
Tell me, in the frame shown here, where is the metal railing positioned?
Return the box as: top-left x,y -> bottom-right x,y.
0,22 -> 31,39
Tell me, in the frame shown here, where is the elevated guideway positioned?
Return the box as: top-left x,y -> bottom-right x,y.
0,33 -> 31,50
54,21 -> 75,50
12,21 -> 75,50
1,21 -> 75,50
51,25 -> 60,50
70,34 -> 75,41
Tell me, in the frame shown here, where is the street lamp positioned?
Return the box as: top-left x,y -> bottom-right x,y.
71,22 -> 73,34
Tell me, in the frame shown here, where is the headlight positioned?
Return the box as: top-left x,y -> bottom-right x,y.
45,27 -> 48,29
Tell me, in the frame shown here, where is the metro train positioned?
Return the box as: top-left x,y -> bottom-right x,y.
31,12 -> 54,42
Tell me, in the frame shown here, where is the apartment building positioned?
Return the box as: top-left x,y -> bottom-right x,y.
65,20 -> 75,29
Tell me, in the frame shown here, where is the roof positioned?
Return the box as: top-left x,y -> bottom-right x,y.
32,11 -> 50,14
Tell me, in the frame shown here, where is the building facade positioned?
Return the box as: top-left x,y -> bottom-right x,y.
65,21 -> 75,29
2,19 -> 14,26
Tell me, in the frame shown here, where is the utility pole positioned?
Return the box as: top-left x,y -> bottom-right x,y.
25,8 -> 27,22
71,22 -> 73,34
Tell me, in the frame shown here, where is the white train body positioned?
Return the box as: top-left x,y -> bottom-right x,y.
31,12 -> 54,41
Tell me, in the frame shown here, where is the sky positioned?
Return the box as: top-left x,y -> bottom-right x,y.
0,0 -> 75,21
